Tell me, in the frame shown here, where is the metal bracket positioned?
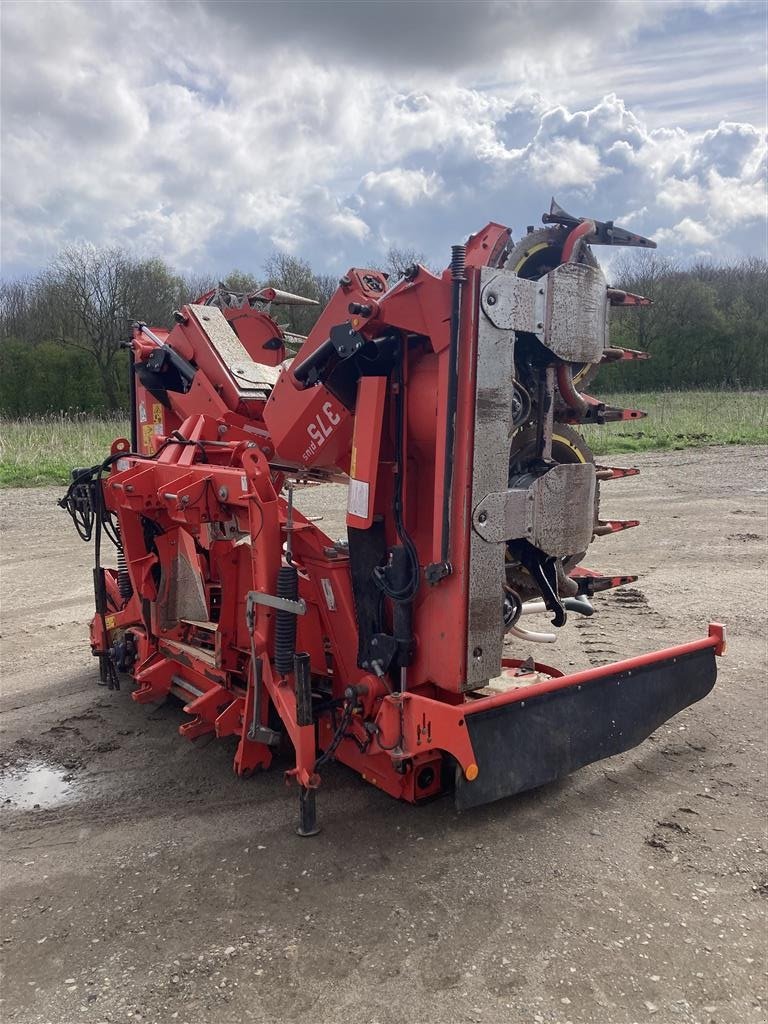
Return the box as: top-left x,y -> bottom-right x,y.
473,463 -> 597,557
480,263 -> 608,363
246,590 -> 307,618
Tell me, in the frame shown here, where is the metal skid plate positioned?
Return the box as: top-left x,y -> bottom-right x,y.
473,462 -> 597,557
478,262 -> 609,364
464,267 -> 516,690
544,262 -> 609,363
456,644 -> 718,809
188,305 -> 280,396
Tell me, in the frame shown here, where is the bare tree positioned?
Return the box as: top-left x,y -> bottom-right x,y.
218,270 -> 260,294
263,253 -> 330,336
41,245 -> 182,408
382,244 -> 429,280
178,272 -> 218,305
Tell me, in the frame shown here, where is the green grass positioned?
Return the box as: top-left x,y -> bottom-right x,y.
581,390 -> 768,455
0,392 -> 766,486
0,414 -> 130,487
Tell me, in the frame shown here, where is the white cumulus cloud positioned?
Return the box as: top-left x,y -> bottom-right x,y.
0,1 -> 765,276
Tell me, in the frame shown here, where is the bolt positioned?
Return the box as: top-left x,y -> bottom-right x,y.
478,511 -> 488,524
218,424 -> 228,435
487,293 -> 497,306
218,486 -> 229,500
536,321 -> 544,329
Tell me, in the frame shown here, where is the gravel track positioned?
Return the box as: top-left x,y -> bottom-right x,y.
0,446 -> 766,1024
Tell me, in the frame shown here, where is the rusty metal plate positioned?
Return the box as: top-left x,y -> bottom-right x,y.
543,263 -> 609,363
188,305 -> 280,393
464,267 -> 517,690
473,462 -> 596,557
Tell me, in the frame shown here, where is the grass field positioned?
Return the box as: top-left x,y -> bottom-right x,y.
0,392 -> 766,486
581,389 -> 768,455
0,414 -> 130,487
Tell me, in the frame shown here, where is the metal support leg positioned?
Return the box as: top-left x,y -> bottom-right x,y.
297,786 -> 320,837
294,652 -> 320,836
294,652 -> 312,726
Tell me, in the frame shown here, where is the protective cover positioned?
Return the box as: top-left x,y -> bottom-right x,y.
455,645 -> 717,809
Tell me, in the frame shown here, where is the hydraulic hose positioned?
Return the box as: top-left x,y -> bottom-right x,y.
556,361 -> 589,417
561,219 -> 595,263
508,623 -> 557,644
437,244 -> 466,573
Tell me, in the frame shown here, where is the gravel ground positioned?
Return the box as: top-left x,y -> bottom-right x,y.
0,445 -> 766,1024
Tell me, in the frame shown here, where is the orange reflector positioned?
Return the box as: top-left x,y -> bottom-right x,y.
465,763 -> 479,782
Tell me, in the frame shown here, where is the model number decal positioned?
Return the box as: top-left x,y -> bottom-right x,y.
303,402 -> 341,461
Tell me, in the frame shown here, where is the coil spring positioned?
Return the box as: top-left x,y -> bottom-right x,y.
274,564 -> 298,675
116,533 -> 133,601
451,244 -> 467,281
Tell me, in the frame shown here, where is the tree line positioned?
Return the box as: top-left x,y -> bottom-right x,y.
0,244 -> 764,416
603,252 -> 767,391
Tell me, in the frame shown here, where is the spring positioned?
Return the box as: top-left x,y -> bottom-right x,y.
451,244 -> 467,281
116,533 -> 133,601
274,564 -> 298,675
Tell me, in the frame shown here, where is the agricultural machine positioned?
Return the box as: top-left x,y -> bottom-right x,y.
61,201 -> 723,834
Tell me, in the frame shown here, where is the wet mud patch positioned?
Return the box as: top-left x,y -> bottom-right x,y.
0,759 -> 79,810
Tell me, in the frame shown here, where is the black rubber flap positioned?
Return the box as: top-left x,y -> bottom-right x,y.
456,646 -> 717,810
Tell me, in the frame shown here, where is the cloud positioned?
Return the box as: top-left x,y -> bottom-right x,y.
657,217 -> 715,247
0,0 -> 765,278
361,169 -> 443,206
193,0 -> 669,73
526,139 -> 608,190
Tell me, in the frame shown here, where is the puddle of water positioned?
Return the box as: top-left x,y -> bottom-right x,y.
0,761 -> 76,810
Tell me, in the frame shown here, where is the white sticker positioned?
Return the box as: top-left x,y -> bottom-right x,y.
153,423 -> 163,435
116,458 -> 130,472
321,578 -> 336,611
139,402 -> 147,423
241,474 -> 249,492
347,478 -> 370,519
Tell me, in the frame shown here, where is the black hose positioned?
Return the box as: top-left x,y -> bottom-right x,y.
128,344 -> 138,451
372,337 -> 419,603
438,244 -> 466,570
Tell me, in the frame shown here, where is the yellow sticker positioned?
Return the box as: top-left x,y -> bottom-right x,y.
105,615 -> 116,630
142,423 -> 154,450
152,402 -> 164,424
349,443 -> 357,478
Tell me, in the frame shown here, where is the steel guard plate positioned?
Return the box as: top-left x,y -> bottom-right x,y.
455,646 -> 717,810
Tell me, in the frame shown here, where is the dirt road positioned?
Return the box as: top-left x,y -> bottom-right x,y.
1,446 -> 766,1024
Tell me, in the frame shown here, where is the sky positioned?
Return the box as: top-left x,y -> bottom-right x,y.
1,0 -> 766,280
